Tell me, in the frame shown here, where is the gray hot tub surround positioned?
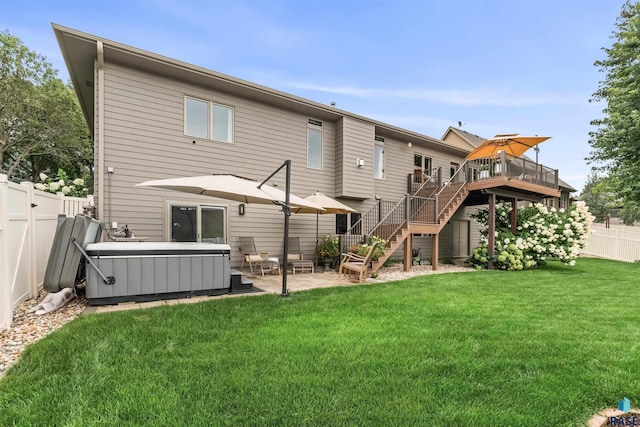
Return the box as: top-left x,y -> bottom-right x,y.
85,242 -> 231,305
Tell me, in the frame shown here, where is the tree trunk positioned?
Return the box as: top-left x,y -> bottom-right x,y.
6,146 -> 33,180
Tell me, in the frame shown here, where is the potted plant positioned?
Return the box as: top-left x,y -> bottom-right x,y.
349,235 -> 387,263
315,235 -> 340,271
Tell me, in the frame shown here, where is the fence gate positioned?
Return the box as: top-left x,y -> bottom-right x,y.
0,174 -> 93,331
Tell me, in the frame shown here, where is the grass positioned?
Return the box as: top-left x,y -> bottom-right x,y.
1,258 -> 639,426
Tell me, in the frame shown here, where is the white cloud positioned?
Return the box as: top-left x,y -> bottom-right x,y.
287,81 -> 587,107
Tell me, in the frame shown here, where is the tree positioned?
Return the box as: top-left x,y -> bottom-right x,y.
579,172 -> 614,223
589,1 -> 640,225
0,30 -> 91,182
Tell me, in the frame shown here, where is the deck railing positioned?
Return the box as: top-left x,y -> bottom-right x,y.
340,154 -> 558,255
465,152 -> 558,189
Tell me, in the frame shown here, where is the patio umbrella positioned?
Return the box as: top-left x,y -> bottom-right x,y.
138,169 -> 325,298
465,134 -> 550,160
292,192 -> 357,263
136,174 -> 325,211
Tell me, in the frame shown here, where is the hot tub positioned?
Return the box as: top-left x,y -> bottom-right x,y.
84,242 -> 231,305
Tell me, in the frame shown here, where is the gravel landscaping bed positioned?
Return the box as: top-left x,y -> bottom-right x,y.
0,290 -> 87,375
376,263 -> 475,281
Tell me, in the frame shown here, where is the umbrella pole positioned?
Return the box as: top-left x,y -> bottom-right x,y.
282,160 -> 291,297
258,160 -> 291,297
315,211 -> 319,267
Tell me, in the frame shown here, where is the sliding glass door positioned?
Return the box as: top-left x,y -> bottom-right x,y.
170,204 -> 226,243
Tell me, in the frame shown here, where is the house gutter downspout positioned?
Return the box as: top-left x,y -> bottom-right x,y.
96,41 -> 105,222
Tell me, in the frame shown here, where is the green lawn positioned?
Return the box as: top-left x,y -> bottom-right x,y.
1,258 -> 639,426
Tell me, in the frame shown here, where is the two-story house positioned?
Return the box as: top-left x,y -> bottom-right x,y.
54,24 -> 571,271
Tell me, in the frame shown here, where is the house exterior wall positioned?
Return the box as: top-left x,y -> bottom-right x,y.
98,63 -> 342,265
95,60 -> 475,267
371,133 -> 468,202
335,118 -> 344,198
441,131 -> 476,151
336,117 -> 375,199
93,60 -> 101,213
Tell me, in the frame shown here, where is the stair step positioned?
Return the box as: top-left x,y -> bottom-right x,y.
230,269 -> 256,293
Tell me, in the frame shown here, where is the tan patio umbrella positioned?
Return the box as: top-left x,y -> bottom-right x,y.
138,169 -> 325,297
465,134 -> 550,160
137,174 -> 325,211
292,192 -> 357,263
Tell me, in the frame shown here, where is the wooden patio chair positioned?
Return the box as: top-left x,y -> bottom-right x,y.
239,236 -> 280,276
338,242 -> 379,283
287,237 -> 314,274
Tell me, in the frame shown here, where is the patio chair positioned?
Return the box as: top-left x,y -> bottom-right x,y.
239,236 -> 280,276
287,237 -> 314,274
338,242 -> 379,283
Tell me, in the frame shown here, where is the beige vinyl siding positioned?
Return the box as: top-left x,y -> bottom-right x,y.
372,136 -> 414,202
455,207 -> 483,249
100,63 -> 337,266
93,61 -> 101,208
334,118 -> 344,196
441,131 -> 477,151
337,117 -> 374,199
370,134 -> 467,202
425,148 -> 466,181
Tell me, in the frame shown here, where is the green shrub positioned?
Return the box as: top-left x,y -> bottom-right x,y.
34,169 -> 90,197
468,201 -> 595,271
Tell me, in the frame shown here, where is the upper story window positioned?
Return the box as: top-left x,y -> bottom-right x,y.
413,153 -> 433,183
185,98 -> 209,139
184,96 -> 234,143
374,137 -> 385,179
450,161 -> 460,178
307,118 -> 323,169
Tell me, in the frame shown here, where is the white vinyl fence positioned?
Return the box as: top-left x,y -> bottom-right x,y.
0,174 -> 93,331
582,223 -> 640,263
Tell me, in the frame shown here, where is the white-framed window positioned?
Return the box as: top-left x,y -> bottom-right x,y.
185,97 -> 209,139
374,137 -> 385,179
168,202 -> 226,243
450,161 -> 460,178
307,118 -> 323,169
184,96 -> 234,143
413,153 -> 433,183
212,104 -> 233,143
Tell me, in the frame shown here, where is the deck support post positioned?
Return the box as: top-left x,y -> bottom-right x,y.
404,233 -> 412,272
510,198 -> 517,234
487,193 -> 496,270
432,232 -> 439,271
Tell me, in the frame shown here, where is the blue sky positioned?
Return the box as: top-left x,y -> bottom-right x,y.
1,0 -> 624,192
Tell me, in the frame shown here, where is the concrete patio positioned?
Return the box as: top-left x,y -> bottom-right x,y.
84,269 -> 356,314
84,262 -> 476,315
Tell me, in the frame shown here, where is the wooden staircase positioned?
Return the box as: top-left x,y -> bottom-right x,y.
370,182 -> 469,272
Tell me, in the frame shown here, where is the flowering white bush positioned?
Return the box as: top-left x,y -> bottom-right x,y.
469,201 -> 595,270
34,169 -> 89,197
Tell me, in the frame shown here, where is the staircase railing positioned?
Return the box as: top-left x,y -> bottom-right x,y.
433,160 -> 469,220
340,164 -> 471,254
408,167 -> 441,195
340,199 -> 398,253
407,195 -> 437,223
369,196 -> 408,244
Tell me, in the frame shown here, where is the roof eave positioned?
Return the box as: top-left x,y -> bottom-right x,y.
51,25 -> 468,154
